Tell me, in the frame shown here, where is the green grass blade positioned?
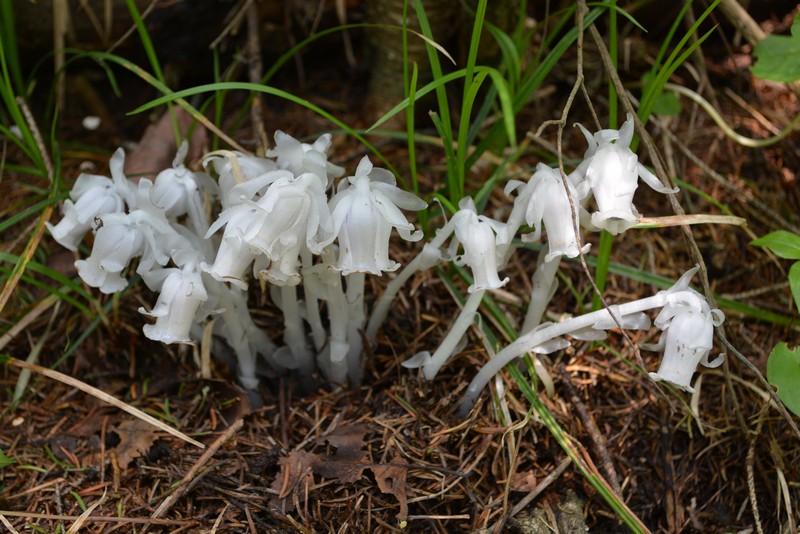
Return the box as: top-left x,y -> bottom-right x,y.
128,81 -> 400,180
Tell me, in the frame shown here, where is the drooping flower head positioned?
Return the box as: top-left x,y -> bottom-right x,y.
267,130 -> 344,188
243,171 -> 332,285
643,290 -> 725,392
502,163 -> 590,262
572,113 -> 678,235
74,212 -> 145,294
328,156 -> 426,275
203,150 -> 278,209
46,172 -> 126,251
451,197 -> 509,293
139,265 -> 208,345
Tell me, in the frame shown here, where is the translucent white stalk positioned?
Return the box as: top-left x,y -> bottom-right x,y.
366,217 -> 459,342
413,288 -> 486,380
215,283 -> 277,390
521,246 -> 562,334
301,248 -> 326,352
280,285 -> 313,375
303,247 -> 350,384
366,242 -> 442,341
345,272 -> 366,384
458,291 -> 672,415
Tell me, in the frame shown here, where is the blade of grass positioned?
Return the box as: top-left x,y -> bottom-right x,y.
0,353 -> 204,449
0,97 -> 56,317
123,0 -> 180,144
129,81 -> 402,181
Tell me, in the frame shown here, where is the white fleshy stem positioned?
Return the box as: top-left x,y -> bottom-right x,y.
366,242 -> 442,341
305,247 -> 349,384
365,216 -> 459,342
521,246 -> 562,334
496,190 -> 531,267
345,272 -> 366,384
280,284 -> 314,375
216,284 -> 276,389
325,275 -> 350,384
422,288 -> 486,380
301,248 -> 326,352
459,291 -> 673,416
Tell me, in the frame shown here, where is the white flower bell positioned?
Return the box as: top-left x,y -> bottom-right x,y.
643,291 -> 725,392
243,171 -> 332,285
452,198 -> 508,293
504,163 -> 590,262
572,113 -> 678,235
47,173 -> 125,251
203,150 -> 278,209
267,130 -> 344,187
139,266 -> 208,345
202,203 -> 261,289
75,213 -> 145,293
329,156 -> 426,275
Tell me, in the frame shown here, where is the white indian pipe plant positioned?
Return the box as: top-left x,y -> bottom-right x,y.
49,122 -> 723,413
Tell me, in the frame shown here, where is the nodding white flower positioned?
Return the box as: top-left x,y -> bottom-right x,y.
243,171 -> 332,285
150,141 -> 202,217
267,130 -> 344,187
46,172 -> 125,251
503,163 -> 590,262
75,213 -> 145,293
203,150 -> 277,208
643,290 -> 725,392
452,197 -> 509,293
572,113 -> 678,235
329,156 -> 426,275
202,203 -> 261,289
139,266 -> 208,345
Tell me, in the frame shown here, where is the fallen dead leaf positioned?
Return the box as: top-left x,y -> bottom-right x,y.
313,423 -> 369,483
510,469 -> 538,492
111,418 -> 160,470
124,108 -> 207,181
371,456 -> 409,524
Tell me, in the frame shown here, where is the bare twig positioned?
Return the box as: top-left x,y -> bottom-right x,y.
559,365 -> 621,495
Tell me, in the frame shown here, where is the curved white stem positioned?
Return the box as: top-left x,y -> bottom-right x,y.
422,288 -> 486,380
459,292 -> 671,415
522,247 -> 562,334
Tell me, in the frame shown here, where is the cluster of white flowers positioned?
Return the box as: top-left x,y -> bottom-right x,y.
49,116 -> 724,410
387,114 -> 722,408
48,131 -> 426,388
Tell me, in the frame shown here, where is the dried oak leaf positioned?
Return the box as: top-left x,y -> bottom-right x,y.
313,423 -> 369,483
111,419 -> 159,470
269,450 -> 319,511
371,457 -> 409,524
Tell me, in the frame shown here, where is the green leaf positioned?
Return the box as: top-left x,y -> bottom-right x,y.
652,91 -> 682,116
751,13 -> 800,82
751,230 -> 800,260
0,449 -> 16,469
789,262 -> 800,311
766,342 -> 800,416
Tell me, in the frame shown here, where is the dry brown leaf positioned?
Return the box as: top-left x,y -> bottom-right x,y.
112,418 -> 160,470
269,450 -> 319,511
270,424 -> 371,512
313,423 -> 369,483
510,469 -> 538,492
124,108 -> 207,181
371,457 -> 409,524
